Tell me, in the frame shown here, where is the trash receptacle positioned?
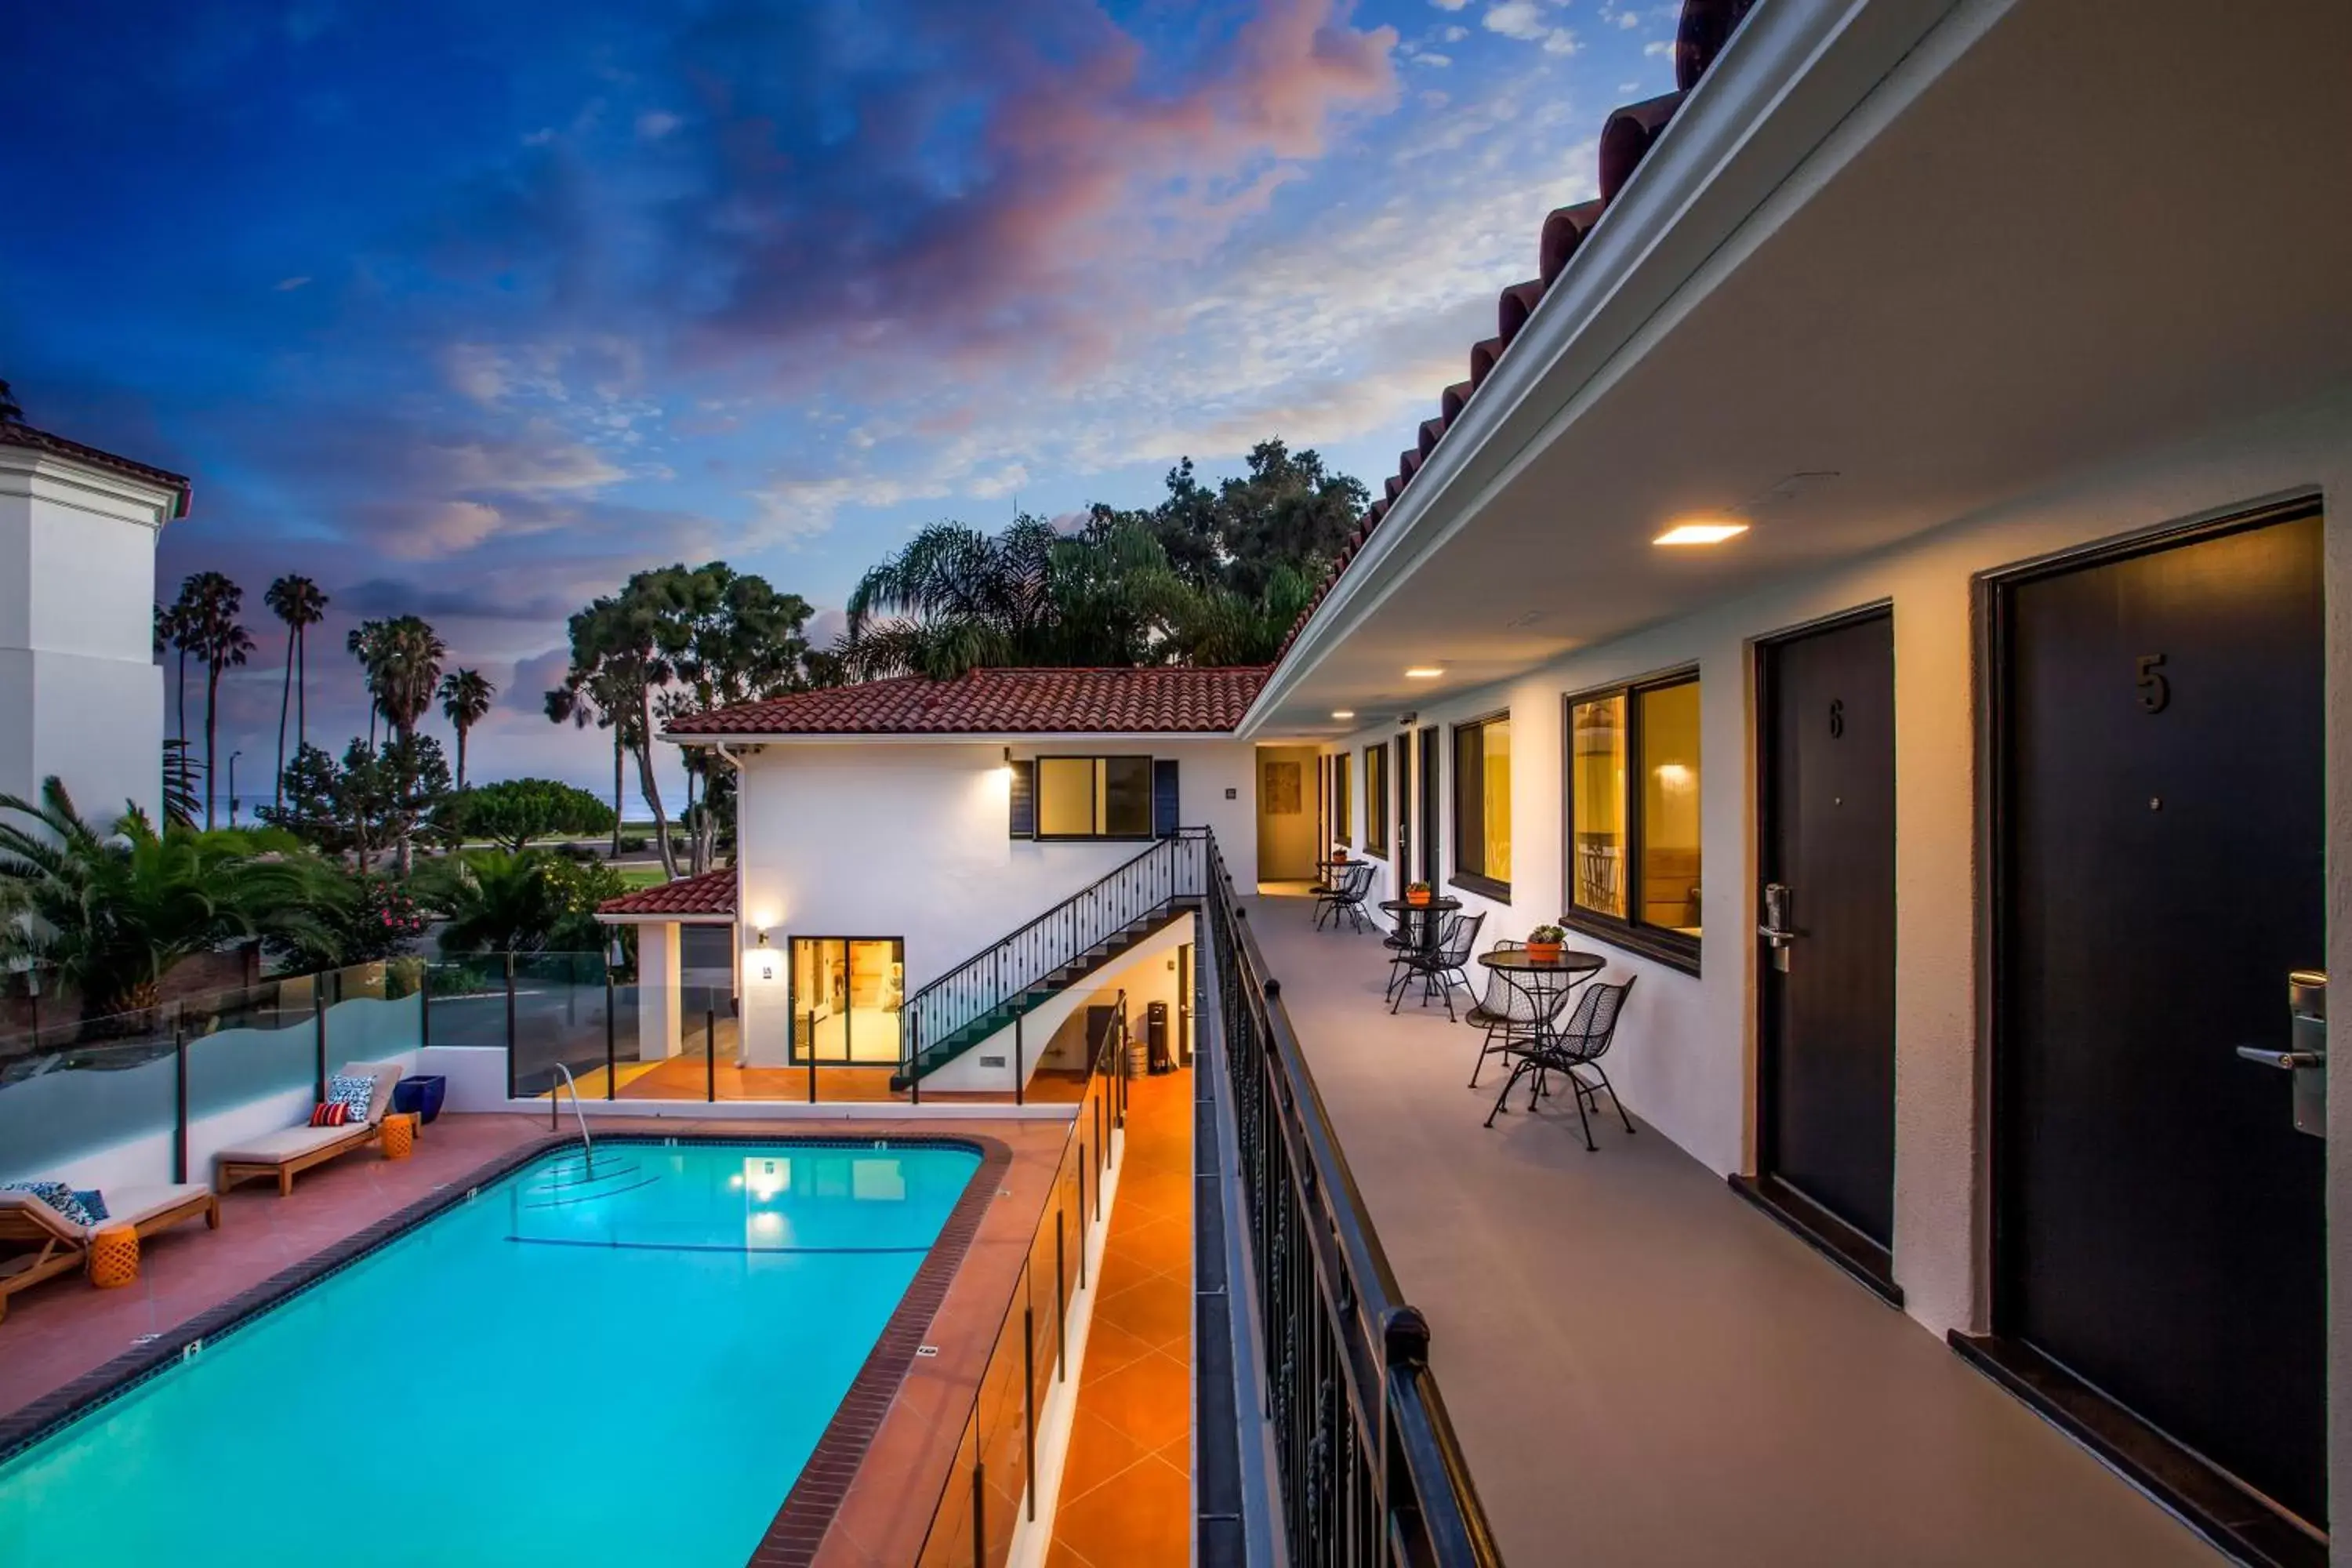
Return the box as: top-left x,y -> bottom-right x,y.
1147,1002 -> 1172,1075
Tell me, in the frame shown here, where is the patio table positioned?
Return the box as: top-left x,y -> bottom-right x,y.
1475,948 -> 1604,1042
1381,896 -> 1465,1007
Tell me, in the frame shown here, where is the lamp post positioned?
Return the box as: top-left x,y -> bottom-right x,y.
227,750 -> 242,826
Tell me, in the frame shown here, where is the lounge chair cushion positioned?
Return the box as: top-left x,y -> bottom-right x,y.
1,1181 -> 103,1228
91,1185 -> 208,1235
213,1122 -> 370,1164
0,1189 -> 83,1243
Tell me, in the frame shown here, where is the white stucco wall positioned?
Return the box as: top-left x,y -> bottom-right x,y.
1322,390 -> 2352,1342
731,738 -> 1250,1066
0,446 -> 176,826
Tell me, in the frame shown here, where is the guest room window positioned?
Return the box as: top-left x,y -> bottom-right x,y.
1565,671 -> 1701,970
1035,756 -> 1154,840
1450,713 -> 1511,898
1363,743 -> 1389,857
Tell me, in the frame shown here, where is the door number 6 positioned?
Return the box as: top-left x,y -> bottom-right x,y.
2136,653 -> 2169,713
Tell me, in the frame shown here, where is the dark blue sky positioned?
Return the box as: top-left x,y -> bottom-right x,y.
2,0 -> 1674,805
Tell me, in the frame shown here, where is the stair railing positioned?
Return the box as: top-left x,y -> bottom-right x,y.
902,827 -> 1208,1087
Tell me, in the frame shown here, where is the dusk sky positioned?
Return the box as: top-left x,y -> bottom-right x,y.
3,0 -> 1675,812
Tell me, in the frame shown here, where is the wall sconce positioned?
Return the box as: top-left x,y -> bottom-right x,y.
753,928 -> 776,983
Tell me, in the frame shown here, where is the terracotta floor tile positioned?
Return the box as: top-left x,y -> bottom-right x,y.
1093,1272 -> 1191,1353
1076,1347 -> 1191,1452
1055,1406 -> 1156,1507
1078,1317 -> 1158,1381
1051,1450 -> 1189,1568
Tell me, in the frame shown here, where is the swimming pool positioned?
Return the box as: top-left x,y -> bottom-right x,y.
0,1138 -> 984,1566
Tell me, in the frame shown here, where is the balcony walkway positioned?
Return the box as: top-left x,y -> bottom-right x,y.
1243,889 -> 2222,1568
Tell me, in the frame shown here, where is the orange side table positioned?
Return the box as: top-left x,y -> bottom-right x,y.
88,1225 -> 140,1289
381,1112 -> 417,1160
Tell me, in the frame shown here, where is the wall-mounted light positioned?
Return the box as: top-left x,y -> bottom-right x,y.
753,927 -> 776,982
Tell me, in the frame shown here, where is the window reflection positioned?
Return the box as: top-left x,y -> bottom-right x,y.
1638,681 -> 1702,936
1570,695 -> 1627,919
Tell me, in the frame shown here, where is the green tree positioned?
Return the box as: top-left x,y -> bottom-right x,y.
550,580 -> 681,877
545,670 -> 631,856
0,379 -> 22,423
412,849 -> 619,956
160,585 -> 201,754
0,778 -> 345,1015
257,742 -> 345,851
438,667 -> 496,789
263,575 -> 329,808
180,572 -> 254,829
160,738 -> 201,830
446,777 -> 615,852
840,516 -> 1065,679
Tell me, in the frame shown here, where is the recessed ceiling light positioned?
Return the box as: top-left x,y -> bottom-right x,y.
1654,519 -> 1749,546
1404,666 -> 1445,680
1331,710 -> 1356,720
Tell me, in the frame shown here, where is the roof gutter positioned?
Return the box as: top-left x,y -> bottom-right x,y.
1235,0 -> 1984,735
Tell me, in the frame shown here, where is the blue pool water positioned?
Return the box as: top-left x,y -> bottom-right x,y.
0,1140 -> 979,1566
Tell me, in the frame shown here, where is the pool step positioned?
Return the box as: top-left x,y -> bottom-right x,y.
517,1156 -> 662,1208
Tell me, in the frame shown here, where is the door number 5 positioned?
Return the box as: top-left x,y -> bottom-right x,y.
2136,653 -> 2169,713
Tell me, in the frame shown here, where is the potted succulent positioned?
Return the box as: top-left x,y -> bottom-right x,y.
1406,880 -> 1433,906
1332,845 -> 1350,862
1526,924 -> 1567,964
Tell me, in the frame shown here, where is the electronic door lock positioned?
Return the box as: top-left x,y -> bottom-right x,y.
1758,883 -> 1795,971
2237,971 -> 2325,1138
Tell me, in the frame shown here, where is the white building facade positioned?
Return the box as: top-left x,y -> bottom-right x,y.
0,425 -> 187,826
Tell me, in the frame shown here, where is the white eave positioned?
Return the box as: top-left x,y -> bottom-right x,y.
1237,0 -> 1978,735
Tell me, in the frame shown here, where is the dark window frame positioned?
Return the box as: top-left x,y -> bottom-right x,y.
1449,709 -> 1512,902
1362,743 -> 1389,858
1333,751 -> 1352,847
1034,753 -> 1158,842
1561,669 -> 1703,975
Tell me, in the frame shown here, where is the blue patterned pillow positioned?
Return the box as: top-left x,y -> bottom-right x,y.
327,1073 -> 376,1125
74,1189 -> 108,1224
3,1180 -> 104,1227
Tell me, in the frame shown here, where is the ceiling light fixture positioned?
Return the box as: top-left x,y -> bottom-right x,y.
1331,710 -> 1356,720
1654,519 -> 1749,546
1405,666 -> 1445,680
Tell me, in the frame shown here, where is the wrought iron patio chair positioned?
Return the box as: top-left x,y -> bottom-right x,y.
1390,910 -> 1484,1019
1483,975 -> 1638,1151
1465,941 -> 1555,1086
1313,861 -> 1376,932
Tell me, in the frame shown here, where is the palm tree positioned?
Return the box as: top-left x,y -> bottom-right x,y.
0,378 -> 22,424
0,777 -> 342,1015
347,615 -> 445,746
263,575 -> 329,808
439,667 -> 495,789
180,572 -> 253,829
161,584 -> 201,751
842,517 -> 1061,679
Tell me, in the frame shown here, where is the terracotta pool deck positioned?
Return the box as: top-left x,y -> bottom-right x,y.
0,1109 -> 1076,1568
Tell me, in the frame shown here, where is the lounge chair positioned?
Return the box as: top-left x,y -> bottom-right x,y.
213,1060 -> 405,1197
0,1183 -> 220,1323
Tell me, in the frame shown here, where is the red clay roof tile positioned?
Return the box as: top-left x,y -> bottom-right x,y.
664,665 -> 1269,739
596,867 -> 736,919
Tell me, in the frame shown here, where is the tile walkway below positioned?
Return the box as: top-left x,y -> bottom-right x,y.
1047,1065 -> 1193,1568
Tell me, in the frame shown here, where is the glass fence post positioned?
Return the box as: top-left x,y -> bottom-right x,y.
1013,1013 -> 1025,1108
1076,1156 -> 1088,1291
314,978 -> 328,1102
419,971 -> 433,1048
970,1455 -> 986,1568
705,1005 -> 717,1102
604,969 -> 617,1101
172,1014 -> 189,1185
1054,1208 -> 1068,1381
1022,1296 -> 1038,1523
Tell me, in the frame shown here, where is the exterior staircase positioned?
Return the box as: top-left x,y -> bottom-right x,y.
895,829 -> 1208,1090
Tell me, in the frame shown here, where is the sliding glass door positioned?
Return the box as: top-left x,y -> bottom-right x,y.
789,937 -> 906,1066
